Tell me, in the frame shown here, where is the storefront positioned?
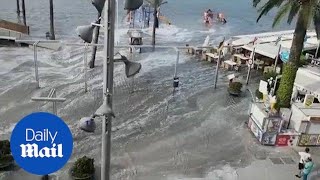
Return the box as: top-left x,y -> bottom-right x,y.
290,103 -> 320,146
290,67 -> 320,146
248,102 -> 286,146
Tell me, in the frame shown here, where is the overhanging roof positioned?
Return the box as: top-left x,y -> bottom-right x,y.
242,43 -> 287,59
232,30 -> 318,50
294,66 -> 320,98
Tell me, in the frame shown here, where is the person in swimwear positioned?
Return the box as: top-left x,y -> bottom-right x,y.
203,9 -> 213,24
203,11 -> 209,24
217,13 -> 227,24
207,9 -> 213,19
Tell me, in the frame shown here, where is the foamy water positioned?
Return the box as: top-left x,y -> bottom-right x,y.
0,0 -> 293,179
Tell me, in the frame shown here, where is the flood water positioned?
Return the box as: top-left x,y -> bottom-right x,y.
0,0 -> 293,179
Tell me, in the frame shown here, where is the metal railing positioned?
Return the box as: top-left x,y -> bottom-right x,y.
0,28 -> 24,39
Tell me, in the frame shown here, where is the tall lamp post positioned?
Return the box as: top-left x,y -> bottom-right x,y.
76,0 -> 143,179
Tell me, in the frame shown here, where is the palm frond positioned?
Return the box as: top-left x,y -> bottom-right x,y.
253,0 -> 262,7
287,1 -> 300,24
256,0 -> 285,22
272,1 -> 292,27
144,0 -> 163,6
303,0 -> 316,28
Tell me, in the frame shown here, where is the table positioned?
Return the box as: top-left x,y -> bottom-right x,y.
311,58 -> 320,66
255,60 -> 264,70
233,54 -> 249,64
204,53 -> 219,62
224,60 -> 237,70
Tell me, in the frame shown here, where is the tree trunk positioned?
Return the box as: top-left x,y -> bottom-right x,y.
49,0 -> 55,40
89,13 -> 102,69
276,4 -> 310,108
152,7 -> 157,51
315,13 -> 320,40
21,0 -> 26,26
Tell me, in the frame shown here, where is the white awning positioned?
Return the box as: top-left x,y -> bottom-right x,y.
232,30 -> 318,48
241,43 -> 285,59
279,37 -> 319,51
294,67 -> 320,98
231,37 -> 252,46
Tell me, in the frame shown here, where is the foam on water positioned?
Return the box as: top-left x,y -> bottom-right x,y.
167,165 -> 238,180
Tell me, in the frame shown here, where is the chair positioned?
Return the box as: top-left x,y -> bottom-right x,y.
305,53 -> 310,59
234,61 -> 241,71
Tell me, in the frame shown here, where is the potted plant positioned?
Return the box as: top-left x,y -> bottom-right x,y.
71,156 -> 95,180
228,82 -> 243,96
0,140 -> 14,169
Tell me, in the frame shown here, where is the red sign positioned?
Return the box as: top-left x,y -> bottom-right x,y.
276,135 -> 291,146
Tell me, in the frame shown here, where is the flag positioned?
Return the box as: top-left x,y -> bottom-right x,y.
218,37 -> 225,51
252,37 -> 258,45
280,51 -> 289,63
275,36 -> 281,45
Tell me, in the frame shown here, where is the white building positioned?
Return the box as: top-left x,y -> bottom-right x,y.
290,66 -> 320,146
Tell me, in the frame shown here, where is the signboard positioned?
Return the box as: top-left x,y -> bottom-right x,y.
303,94 -> 314,107
298,134 -> 320,146
248,118 -> 263,143
276,135 -> 297,146
262,132 -> 277,146
259,80 -> 268,94
310,116 -> 320,123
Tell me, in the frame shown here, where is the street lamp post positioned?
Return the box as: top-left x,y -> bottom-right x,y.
76,0 -> 143,179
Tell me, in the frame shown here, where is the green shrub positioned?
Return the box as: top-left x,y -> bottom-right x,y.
299,54 -> 308,67
276,63 -> 298,108
228,82 -> 243,93
0,154 -> 13,164
71,156 -> 95,178
255,89 -> 263,99
0,140 -> 11,155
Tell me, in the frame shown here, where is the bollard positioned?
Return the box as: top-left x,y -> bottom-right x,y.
173,77 -> 179,88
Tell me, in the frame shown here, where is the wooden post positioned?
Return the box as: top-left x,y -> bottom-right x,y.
16,0 -> 20,14
152,4 -> 157,51
89,13 -> 102,68
21,0 -> 26,26
49,0 -> 55,40
274,45 -> 281,71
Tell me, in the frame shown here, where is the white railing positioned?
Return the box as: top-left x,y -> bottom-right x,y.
0,28 -> 24,39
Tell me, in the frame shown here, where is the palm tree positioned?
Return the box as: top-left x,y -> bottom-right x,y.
145,0 -> 165,50
254,0 -> 320,107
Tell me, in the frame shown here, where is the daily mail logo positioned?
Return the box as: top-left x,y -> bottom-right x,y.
10,112 -> 73,175
20,129 -> 63,158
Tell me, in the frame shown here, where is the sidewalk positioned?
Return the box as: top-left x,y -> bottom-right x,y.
237,159 -> 296,180
236,146 -> 320,180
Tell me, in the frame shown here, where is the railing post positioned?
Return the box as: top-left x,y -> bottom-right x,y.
84,43 -> 88,92
130,46 -> 136,93
33,41 -> 40,88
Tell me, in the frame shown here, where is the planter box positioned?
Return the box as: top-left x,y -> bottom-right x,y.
228,89 -> 241,96
71,174 -> 94,180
